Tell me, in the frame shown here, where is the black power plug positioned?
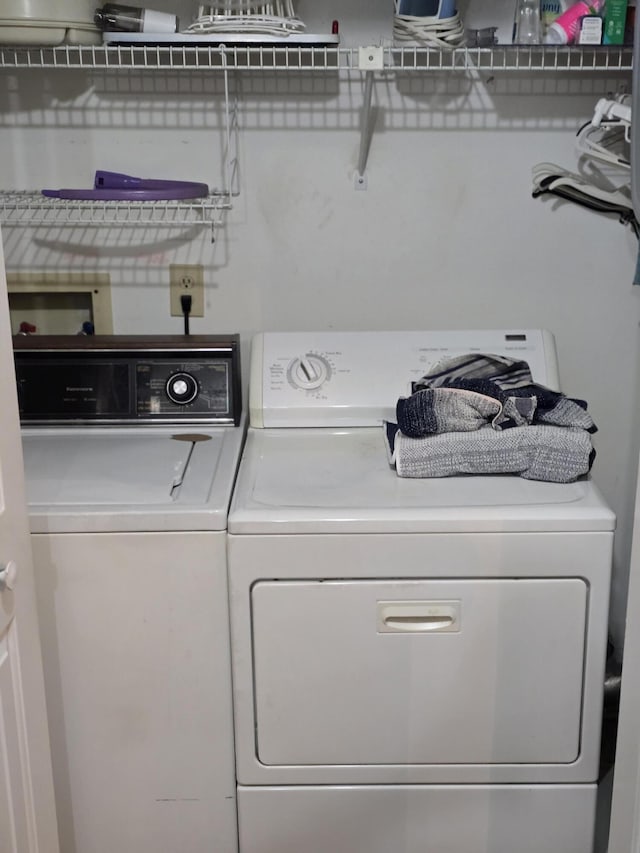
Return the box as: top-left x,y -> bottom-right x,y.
180,293 -> 192,335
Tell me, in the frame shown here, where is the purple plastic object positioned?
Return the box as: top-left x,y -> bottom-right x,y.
42,170 -> 209,201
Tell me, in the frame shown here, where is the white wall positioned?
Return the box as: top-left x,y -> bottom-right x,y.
0,3 -> 638,655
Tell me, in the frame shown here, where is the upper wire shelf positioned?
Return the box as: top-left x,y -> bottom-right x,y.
0,43 -> 632,72
389,44 -> 633,72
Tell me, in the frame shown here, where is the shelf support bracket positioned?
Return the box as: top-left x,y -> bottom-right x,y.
355,46 -> 383,190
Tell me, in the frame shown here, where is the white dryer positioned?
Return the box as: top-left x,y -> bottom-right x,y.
228,330 -> 615,853
14,335 -> 244,853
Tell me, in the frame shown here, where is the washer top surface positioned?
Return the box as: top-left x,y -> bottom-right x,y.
228,427 -> 615,534
23,420 -> 246,534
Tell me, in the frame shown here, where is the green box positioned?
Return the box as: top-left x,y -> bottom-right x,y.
604,0 -> 629,44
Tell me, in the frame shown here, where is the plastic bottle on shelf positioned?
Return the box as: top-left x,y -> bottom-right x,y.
544,0 -> 604,43
94,4 -> 178,34
512,0 -> 543,43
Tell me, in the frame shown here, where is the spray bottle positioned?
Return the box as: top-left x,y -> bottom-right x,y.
544,0 -> 604,43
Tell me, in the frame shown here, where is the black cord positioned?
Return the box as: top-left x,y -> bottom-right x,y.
180,293 -> 192,336
575,119 -> 592,137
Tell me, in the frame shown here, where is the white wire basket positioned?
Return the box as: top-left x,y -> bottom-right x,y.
186,2 -> 306,35
196,2 -> 297,15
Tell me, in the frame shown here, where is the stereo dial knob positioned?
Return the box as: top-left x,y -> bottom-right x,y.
166,372 -> 198,405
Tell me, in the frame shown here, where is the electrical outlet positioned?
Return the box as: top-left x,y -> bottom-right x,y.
169,264 -> 205,317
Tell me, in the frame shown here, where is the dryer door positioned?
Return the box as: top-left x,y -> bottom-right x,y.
251,578 -> 587,767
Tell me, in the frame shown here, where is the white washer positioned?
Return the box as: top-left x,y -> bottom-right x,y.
15,335 -> 244,853
228,330 -> 615,853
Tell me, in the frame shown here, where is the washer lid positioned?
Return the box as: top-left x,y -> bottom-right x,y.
23,423 -> 245,533
228,427 -> 615,534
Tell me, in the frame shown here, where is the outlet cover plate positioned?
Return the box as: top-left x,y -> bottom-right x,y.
170,264 -> 204,317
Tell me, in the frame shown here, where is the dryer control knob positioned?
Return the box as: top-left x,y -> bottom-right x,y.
166,372 -> 198,405
287,355 -> 331,390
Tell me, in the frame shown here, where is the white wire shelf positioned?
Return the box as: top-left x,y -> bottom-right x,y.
389,44 -> 634,71
0,43 -> 342,70
0,43 -> 632,72
0,191 -> 232,227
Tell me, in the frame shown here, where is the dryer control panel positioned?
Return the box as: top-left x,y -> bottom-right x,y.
251,330 -> 559,428
14,334 -> 242,426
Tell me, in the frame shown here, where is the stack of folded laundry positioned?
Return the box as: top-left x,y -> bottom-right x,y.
384,353 -> 596,483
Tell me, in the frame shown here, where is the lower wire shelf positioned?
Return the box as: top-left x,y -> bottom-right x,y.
0,191 -> 232,227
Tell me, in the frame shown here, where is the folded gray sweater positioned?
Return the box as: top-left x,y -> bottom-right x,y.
385,423 -> 594,483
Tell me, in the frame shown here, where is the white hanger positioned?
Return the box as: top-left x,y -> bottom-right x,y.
575,94 -> 631,169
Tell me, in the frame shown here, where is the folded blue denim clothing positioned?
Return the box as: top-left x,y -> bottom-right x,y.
403,352 -> 596,436
385,422 -> 594,483
453,379 -> 594,430
396,387 -> 532,437
397,379 -> 595,437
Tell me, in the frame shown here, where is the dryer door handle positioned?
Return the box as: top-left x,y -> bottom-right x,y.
377,600 -> 460,633
384,615 -> 453,631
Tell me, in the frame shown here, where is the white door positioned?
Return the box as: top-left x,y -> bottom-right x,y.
0,230 -> 59,853
609,450 -> 640,853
